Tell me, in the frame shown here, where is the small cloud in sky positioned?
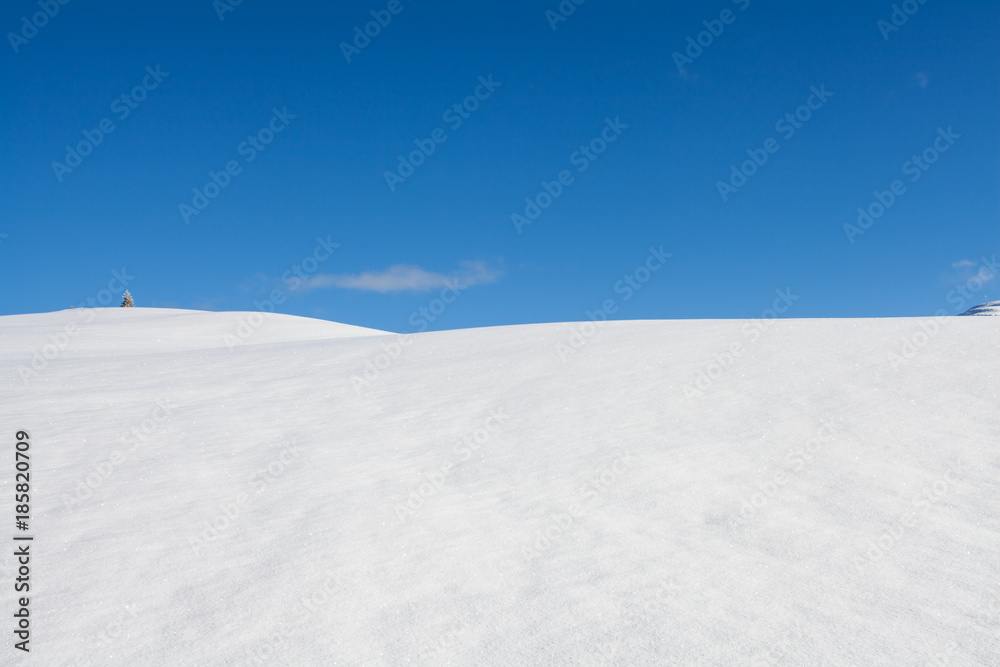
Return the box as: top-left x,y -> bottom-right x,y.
299,261 -> 501,294
913,72 -> 929,89
943,258 -> 996,289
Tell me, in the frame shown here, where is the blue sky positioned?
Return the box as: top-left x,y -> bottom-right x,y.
1,0 -> 997,332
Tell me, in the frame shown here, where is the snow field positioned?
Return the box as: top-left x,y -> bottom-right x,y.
0,308 -> 997,665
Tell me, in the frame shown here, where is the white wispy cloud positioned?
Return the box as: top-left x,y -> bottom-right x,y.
943,258 -> 996,289
298,261 -> 501,293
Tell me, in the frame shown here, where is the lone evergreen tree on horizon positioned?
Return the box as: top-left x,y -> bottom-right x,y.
121,291 -> 134,307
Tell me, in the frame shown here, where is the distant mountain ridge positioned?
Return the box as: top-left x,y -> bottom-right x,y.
958,300 -> 1000,316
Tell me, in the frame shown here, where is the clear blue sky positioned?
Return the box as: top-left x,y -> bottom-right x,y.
1,0 -> 997,332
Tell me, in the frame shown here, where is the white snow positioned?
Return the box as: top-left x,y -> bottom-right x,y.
0,307 -> 997,665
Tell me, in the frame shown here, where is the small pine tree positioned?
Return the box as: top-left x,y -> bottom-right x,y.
121,291 -> 134,307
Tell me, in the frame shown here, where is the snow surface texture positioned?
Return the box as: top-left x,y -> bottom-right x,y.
0,308 -> 998,666
959,300 -> 1000,317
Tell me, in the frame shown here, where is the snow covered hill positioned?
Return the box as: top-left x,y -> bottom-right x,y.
959,300 -> 1000,316
1,308 -> 998,666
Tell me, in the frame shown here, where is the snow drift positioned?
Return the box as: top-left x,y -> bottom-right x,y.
0,307 -> 997,666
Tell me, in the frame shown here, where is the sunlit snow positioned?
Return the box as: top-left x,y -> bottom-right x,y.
1,308 -> 997,665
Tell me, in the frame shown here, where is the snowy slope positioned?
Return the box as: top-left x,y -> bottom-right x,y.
959,301 -> 1000,316
0,308 -> 388,359
0,308 -> 998,666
